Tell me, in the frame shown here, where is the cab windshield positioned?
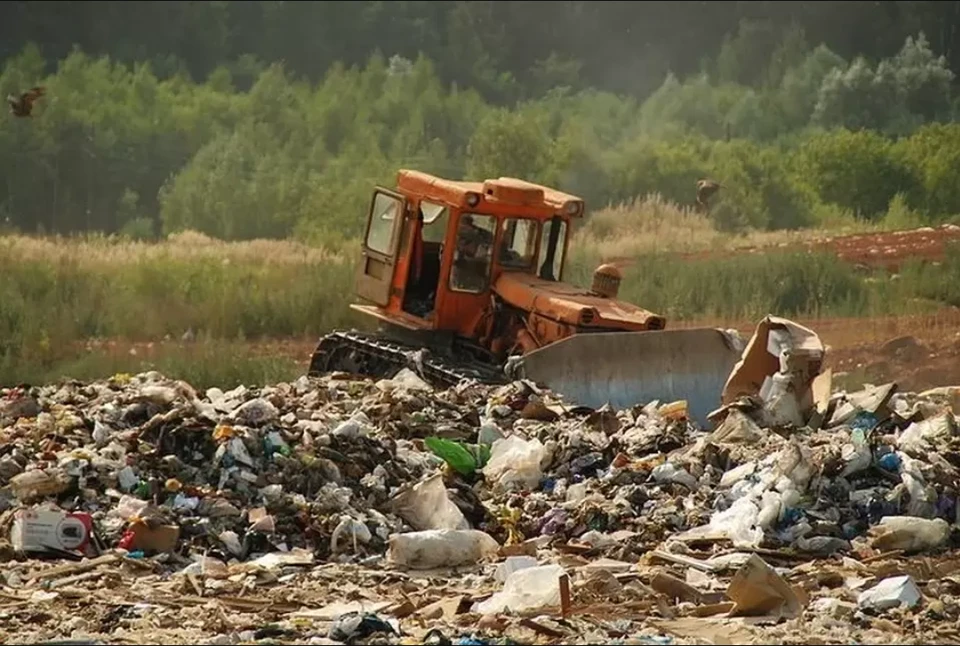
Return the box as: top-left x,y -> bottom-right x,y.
497,217 -> 539,270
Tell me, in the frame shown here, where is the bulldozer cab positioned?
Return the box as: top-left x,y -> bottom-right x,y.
353,169 -> 578,339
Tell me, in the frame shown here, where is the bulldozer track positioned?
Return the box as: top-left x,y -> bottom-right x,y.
307,330 -> 510,389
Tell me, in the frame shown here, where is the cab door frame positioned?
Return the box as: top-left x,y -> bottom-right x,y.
355,187 -> 408,306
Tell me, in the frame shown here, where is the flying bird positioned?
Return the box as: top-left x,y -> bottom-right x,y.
695,179 -> 722,210
7,86 -> 46,117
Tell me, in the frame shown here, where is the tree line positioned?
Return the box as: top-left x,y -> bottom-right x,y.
1,7 -> 960,241
5,1 -> 960,101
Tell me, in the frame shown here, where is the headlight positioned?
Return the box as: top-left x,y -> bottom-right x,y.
563,200 -> 582,215
465,192 -> 481,207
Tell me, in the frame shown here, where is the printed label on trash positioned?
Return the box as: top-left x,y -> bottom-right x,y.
10,507 -> 93,553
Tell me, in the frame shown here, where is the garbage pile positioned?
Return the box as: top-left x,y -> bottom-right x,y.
2,316 -> 960,644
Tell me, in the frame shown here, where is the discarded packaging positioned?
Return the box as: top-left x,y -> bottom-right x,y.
726,554 -> 807,619
10,507 -> 93,555
868,516 -> 950,553
386,529 -> 500,569
857,575 -> 923,612
118,521 -> 180,554
482,435 -> 545,490
475,564 -> 567,615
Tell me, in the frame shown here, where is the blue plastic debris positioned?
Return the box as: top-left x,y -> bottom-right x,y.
877,452 -> 900,471
781,507 -> 804,525
850,411 -> 879,432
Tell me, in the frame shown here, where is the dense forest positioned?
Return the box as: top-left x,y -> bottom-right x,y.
3,1 -> 960,242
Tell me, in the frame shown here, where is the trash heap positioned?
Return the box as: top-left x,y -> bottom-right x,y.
2,316 -> 960,644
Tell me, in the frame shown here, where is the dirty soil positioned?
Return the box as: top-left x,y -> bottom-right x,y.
671,223 -> 960,272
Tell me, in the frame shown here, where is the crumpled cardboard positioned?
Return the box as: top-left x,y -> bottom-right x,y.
725,554 -> 807,620
122,520 -> 181,553
721,315 -> 825,427
827,382 -> 897,428
709,408 -> 764,445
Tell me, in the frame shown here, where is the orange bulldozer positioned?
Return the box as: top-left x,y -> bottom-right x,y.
308,169 -> 744,425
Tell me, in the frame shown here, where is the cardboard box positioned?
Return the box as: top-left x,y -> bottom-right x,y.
10,507 -> 93,554
123,521 -> 180,553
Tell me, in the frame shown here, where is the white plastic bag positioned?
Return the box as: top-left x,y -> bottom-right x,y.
332,411 -> 372,439
898,413 -> 956,457
899,454 -> 937,518
382,368 -> 432,391
390,472 -> 470,531
652,463 -> 699,490
869,516 -> 949,553
495,556 -> 538,583
330,516 -> 373,553
387,529 -> 499,569
475,564 -> 567,615
482,435 -> 545,490
720,461 -> 757,488
756,491 -> 782,530
707,497 -> 763,549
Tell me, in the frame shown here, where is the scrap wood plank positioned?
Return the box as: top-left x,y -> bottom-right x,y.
861,550 -> 904,564
0,600 -> 31,609
27,552 -> 121,583
519,617 -> 566,639
567,600 -> 653,619
649,550 -> 716,573
172,594 -> 300,613
747,547 -> 809,562
48,570 -> 107,588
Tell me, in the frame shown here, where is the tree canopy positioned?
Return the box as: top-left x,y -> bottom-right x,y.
3,2 -> 960,240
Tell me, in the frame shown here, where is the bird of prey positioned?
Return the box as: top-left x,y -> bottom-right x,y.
7,86 -> 46,117
695,179 -> 722,210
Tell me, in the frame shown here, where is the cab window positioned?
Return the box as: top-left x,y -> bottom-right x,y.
498,218 -> 539,270
420,201 -> 449,243
450,213 -> 496,293
537,217 -> 567,281
365,192 -> 401,255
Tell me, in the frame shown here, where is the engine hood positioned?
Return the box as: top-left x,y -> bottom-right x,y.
493,272 -> 665,330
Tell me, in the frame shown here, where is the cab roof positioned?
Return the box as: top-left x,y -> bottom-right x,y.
395,169 -> 585,217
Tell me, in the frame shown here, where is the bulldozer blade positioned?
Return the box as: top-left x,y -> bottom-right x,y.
517,328 -> 745,427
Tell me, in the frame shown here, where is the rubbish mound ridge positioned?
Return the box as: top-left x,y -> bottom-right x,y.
3,358 -> 960,644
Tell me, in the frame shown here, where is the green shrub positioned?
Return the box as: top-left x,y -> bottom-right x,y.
895,123 -> 960,218
794,129 -> 919,220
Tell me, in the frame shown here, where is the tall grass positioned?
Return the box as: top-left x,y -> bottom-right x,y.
0,231 -> 361,384
613,251 -> 941,322
570,194 -> 892,263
